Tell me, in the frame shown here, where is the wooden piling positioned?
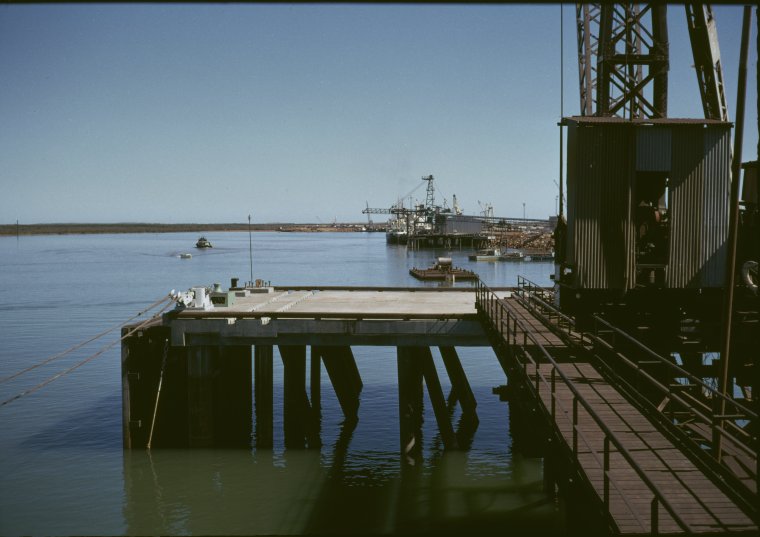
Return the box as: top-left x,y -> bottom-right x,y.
187,346 -> 216,448
419,348 -> 459,450
122,326 -> 173,448
310,346 -> 321,415
439,346 -> 477,419
342,346 -> 363,393
279,345 -> 321,449
397,346 -> 424,458
317,346 -> 362,420
215,346 -> 252,447
254,345 -> 274,448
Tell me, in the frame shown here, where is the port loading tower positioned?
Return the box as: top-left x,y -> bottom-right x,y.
554,3 -> 757,460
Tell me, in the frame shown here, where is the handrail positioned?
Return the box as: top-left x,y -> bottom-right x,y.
516,276 -> 583,345
590,316 -> 757,468
478,285 -> 649,530
515,276 -> 757,436
588,326 -> 757,461
476,280 -> 691,533
591,315 -> 757,420
510,275 -> 759,511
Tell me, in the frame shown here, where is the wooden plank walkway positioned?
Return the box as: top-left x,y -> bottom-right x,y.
495,294 -> 567,351
486,296 -> 757,534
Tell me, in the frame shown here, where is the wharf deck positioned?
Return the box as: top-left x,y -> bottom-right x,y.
481,295 -> 757,535
169,287 -> 513,347
179,287 -> 493,318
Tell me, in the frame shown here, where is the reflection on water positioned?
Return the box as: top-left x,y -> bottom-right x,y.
120,350 -> 562,534
124,443 -> 559,535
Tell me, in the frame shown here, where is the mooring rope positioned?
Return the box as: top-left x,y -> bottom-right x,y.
0,294 -> 173,385
0,297 -> 175,408
146,338 -> 170,449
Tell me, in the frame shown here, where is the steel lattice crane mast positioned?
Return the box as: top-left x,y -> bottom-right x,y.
685,4 -> 729,121
576,3 -> 728,120
422,175 -> 435,211
577,3 -> 668,118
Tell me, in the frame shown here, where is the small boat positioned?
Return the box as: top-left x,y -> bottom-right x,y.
468,248 -> 502,261
195,236 -> 213,248
179,253 -> 192,259
410,257 -> 478,281
500,251 -> 525,261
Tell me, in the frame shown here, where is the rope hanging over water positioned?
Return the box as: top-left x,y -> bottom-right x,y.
0,294 -> 175,408
0,294 -> 172,384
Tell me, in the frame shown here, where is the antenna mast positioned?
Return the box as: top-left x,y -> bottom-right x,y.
248,214 -> 253,285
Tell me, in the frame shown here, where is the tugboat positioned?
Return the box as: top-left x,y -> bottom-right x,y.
195,236 -> 213,248
409,257 -> 478,281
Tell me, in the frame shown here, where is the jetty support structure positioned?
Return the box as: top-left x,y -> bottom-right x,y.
121,279 -> 757,534
122,286 -> 490,455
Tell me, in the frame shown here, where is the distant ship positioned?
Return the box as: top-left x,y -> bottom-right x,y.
195,236 -> 213,248
386,228 -> 408,245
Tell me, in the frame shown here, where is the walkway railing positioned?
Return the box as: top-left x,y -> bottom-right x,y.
476,280 -> 690,534
515,276 -> 583,345
512,275 -> 759,513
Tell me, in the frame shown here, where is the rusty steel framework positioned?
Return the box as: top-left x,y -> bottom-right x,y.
685,4 -> 729,121
577,3 -> 729,121
577,3 -> 669,118
576,4 -> 600,117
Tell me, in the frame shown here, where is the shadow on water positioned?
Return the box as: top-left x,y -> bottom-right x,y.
123,419 -> 563,536
20,393 -> 122,451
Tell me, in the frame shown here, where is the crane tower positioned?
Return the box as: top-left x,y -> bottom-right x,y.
576,4 -> 727,120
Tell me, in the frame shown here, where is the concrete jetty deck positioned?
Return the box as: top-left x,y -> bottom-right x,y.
169,287 -> 513,347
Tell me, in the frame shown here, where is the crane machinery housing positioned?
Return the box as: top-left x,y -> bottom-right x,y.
555,4 -> 757,481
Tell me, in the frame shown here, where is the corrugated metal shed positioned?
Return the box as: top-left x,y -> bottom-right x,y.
663,125 -> 731,288
563,118 -> 732,291
566,122 -> 635,290
636,127 -> 671,172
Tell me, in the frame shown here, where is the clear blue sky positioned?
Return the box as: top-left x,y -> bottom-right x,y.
1,4 -> 757,223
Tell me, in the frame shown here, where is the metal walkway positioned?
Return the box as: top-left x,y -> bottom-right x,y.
476,283 -> 757,535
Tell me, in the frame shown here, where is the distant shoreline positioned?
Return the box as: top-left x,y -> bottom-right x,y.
0,222 -> 378,236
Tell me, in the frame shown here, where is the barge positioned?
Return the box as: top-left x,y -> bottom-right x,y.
409,257 -> 478,281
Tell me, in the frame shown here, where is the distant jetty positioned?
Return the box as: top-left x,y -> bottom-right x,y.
0,222 -> 376,236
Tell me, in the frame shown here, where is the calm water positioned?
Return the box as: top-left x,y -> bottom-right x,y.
0,231 -> 561,536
